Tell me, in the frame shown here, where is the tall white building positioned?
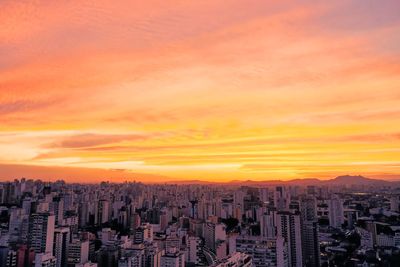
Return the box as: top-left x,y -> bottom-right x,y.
204,223 -> 226,252
187,236 -> 202,265
328,195 -> 344,229
276,211 -> 302,267
29,213 -> 55,254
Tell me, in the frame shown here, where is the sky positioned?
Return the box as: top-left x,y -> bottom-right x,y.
1,0 -> 400,183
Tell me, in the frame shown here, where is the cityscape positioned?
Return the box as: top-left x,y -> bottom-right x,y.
2,0 -> 400,267
0,177 -> 400,266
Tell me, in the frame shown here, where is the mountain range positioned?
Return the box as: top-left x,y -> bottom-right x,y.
165,175 -> 399,186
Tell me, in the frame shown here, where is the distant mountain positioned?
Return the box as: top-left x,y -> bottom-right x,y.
323,175 -> 393,186
164,175 -> 397,186
164,179 -> 217,185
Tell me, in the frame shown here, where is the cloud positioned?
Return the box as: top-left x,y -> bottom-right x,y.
48,133 -> 150,149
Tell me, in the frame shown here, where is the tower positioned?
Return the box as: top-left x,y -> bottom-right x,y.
276,211 -> 302,267
29,213 -> 55,254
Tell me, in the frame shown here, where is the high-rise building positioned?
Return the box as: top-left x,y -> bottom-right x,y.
29,213 -> 55,254
68,239 -> 89,266
235,235 -> 284,267
160,249 -> 184,267
233,190 -> 245,212
118,257 -> 132,267
260,211 -> 276,239
259,188 -> 269,204
34,252 -> 57,267
390,195 -> 399,212
328,195 -> 344,229
17,245 -> 35,267
120,244 -> 145,267
300,197 -> 320,267
0,246 -> 17,267
203,223 -> 226,252
144,243 -> 163,267
97,200 -> 110,225
53,227 -> 70,267
134,223 -> 153,244
187,236 -> 202,265
130,213 -> 141,235
274,187 -> 290,211
49,197 -> 64,226
97,245 -> 119,267
276,211 -> 302,267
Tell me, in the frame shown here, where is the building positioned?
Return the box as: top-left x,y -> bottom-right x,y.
144,243 -> 163,267
50,197 -> 64,226
259,188 -> 269,204
34,253 -> 57,267
300,197 -> 320,267
53,227 -> 70,267
260,211 -> 276,239
328,195 -> 344,229
118,257 -> 132,267
17,245 -> 35,267
301,221 -> 319,267
29,213 -> 55,254
212,252 -> 252,267
68,239 -> 89,266
390,196 -> 399,212
187,236 -> 202,265
120,244 -> 145,267
274,187 -> 290,211
376,233 -> 395,247
276,211 -> 302,267
235,235 -> 283,267
0,246 -> 17,267
160,249 -> 185,267
97,245 -> 119,267
134,223 -> 153,244
97,200 -> 110,225
203,223 -> 226,252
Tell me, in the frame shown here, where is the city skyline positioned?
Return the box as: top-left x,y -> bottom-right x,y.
1,0 -> 400,182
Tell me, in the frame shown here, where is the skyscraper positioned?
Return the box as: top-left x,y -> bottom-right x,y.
276,211 -> 302,267
53,227 -> 70,267
300,197 -> 320,267
328,195 -> 344,229
203,222 -> 226,252
274,187 -> 290,211
259,211 -> 276,239
29,213 -> 55,254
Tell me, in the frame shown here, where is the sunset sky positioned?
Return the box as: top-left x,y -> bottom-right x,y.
1,0 -> 400,182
